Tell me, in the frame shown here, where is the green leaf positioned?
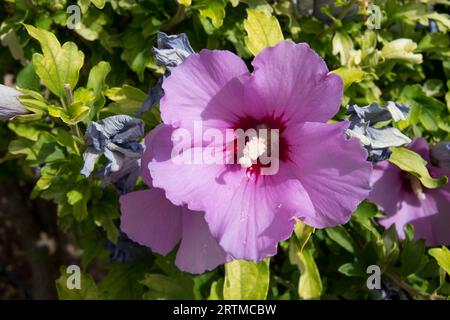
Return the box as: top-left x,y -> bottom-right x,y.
289,240 -> 322,300
67,189 -> 83,205
330,67 -> 366,88
9,132 -> 65,166
429,247 -> 450,276
92,202 -> 120,243
16,63 -> 40,91
325,225 -> 359,255
293,219 -> 315,252
24,24 -> 84,98
381,38 -> 422,64
141,273 -> 195,300
197,0 -> 226,29
446,80 -> 450,112
244,8 -> 284,56
87,61 -> 111,120
91,0 -> 106,9
332,31 -> 355,66
223,258 -> 270,300
208,279 -> 224,300
178,0 -> 191,6
338,261 -> 366,277
56,267 -> 99,300
104,85 -> 147,116
389,147 -> 448,189
351,201 -> 382,243
381,225 -> 400,266
399,84 -> 446,131
400,225 -> 426,277
99,258 -> 152,299
241,0 -> 274,15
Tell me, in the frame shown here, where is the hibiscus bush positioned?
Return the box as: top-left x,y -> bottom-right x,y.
0,0 -> 449,300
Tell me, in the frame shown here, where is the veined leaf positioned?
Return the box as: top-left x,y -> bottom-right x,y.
24,24 -> 84,98
244,8 -> 284,56
178,0 -> 191,6
223,259 -> 270,300
56,267 -> 99,300
389,147 -> 448,189
330,67 -> 366,88
429,247 -> 450,276
197,0 -> 226,29
289,240 -> 322,300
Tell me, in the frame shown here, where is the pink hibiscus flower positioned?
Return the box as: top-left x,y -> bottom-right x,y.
369,138 -> 450,246
139,41 -> 372,262
120,129 -> 229,273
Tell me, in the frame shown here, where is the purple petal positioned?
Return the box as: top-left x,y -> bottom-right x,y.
246,41 -> 343,124
368,160 -> 404,215
369,137 -> 450,245
120,189 -> 182,255
175,211 -> 228,274
148,126 -> 320,261
285,121 -> 372,228
160,49 -> 249,131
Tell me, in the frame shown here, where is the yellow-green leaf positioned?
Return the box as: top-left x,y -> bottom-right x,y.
429,247 -> 450,276
289,240 -> 322,300
56,267 -> 99,300
198,0 -> 226,29
293,218 -> 315,252
244,8 -> 284,56
177,0 -> 191,6
223,259 -> 270,300
24,24 -> 84,98
389,147 -> 448,189
91,0 -> 106,9
330,67 -> 366,88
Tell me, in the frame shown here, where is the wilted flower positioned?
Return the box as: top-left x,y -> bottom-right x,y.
119,129 -> 228,273
81,115 -> 144,194
138,32 -> 194,116
0,84 -> 27,121
430,141 -> 450,169
104,232 -> 146,263
153,32 -> 195,67
346,101 -> 411,162
144,41 -> 372,262
369,138 -> 450,246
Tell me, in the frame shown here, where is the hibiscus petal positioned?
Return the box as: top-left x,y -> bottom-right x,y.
160,49 -> 249,131
148,125 -> 315,261
368,160 -> 404,215
119,189 -> 182,255
247,41 -> 343,124
378,191 -> 440,245
285,121 -> 372,228
202,164 -> 316,261
175,211 -> 228,274
148,124 -> 225,211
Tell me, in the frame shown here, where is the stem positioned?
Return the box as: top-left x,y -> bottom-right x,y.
318,0 -> 359,38
273,275 -> 297,292
161,4 -> 186,32
385,270 -> 446,300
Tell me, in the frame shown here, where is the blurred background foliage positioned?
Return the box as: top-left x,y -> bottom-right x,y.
0,0 -> 449,300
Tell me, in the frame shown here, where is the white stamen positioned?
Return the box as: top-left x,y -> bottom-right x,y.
410,175 -> 426,200
238,136 -> 267,168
